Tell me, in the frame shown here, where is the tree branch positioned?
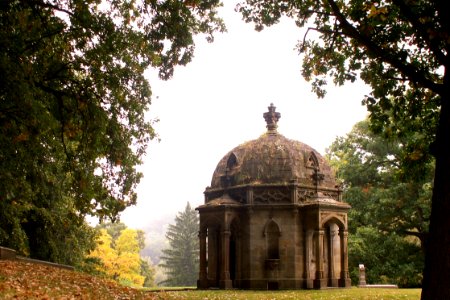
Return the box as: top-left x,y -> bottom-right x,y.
324,0 -> 444,96
30,0 -> 75,18
390,0 -> 446,66
300,26 -> 336,51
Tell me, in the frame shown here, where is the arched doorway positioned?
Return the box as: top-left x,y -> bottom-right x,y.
264,219 -> 281,290
321,215 -> 349,288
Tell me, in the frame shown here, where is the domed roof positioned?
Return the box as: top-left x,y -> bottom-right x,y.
210,104 -> 336,189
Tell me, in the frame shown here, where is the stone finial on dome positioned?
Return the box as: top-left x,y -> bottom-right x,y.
263,103 -> 281,132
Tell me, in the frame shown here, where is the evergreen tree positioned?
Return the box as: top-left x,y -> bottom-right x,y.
160,202 -> 199,287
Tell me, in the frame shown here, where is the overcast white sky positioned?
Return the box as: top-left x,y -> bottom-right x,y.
120,2 -> 370,229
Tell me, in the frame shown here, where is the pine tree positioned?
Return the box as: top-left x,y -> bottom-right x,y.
160,202 -> 199,286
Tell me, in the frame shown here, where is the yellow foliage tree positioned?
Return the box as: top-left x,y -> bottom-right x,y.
90,228 -> 144,286
89,229 -> 118,278
116,252 -> 144,286
116,229 -> 140,254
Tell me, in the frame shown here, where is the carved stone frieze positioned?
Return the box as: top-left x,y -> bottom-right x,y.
297,189 -> 316,202
321,191 -> 339,201
254,188 -> 290,203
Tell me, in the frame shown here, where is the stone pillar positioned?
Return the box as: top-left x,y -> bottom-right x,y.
220,230 -> 233,289
197,230 -> 208,289
329,228 -> 338,287
235,232 -> 241,286
305,230 -> 314,289
208,228 -> 218,285
339,230 -> 351,287
314,229 -> 327,289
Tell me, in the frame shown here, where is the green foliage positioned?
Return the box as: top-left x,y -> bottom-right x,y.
349,227 -> 423,288
327,119 -> 431,287
160,202 -> 199,287
328,120 -> 433,244
76,256 -> 107,277
0,0 -> 224,265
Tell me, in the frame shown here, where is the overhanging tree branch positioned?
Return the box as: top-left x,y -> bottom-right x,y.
325,0 -> 444,95
390,0 -> 446,66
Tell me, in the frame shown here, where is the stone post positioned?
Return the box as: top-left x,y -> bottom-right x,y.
304,230 -> 314,289
197,230 -> 208,288
329,228 -> 338,287
314,229 -> 327,289
339,230 -> 351,287
220,230 -> 233,289
358,264 -> 367,287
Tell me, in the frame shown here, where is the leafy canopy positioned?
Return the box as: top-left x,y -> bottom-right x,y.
0,0 -> 224,263
327,119 -> 432,286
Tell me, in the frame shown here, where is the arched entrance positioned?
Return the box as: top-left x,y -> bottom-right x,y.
264,219 -> 281,290
321,216 -> 349,288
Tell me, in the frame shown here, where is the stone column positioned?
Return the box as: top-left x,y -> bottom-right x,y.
305,229 -> 314,289
197,230 -> 208,289
220,230 -> 233,289
235,232 -> 241,286
339,230 -> 351,287
208,228 -> 217,285
314,229 -> 327,289
329,228 -> 338,287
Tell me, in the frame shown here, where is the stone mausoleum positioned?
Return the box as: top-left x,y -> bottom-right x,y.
196,104 -> 351,290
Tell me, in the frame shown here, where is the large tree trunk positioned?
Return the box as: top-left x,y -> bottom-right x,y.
421,78 -> 450,299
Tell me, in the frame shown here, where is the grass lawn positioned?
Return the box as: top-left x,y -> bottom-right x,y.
156,288 -> 421,300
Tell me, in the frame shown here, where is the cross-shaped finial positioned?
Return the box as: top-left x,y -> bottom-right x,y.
263,103 -> 281,132
312,167 -> 325,195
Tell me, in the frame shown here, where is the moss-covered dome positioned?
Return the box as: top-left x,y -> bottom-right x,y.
210,104 -> 336,189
